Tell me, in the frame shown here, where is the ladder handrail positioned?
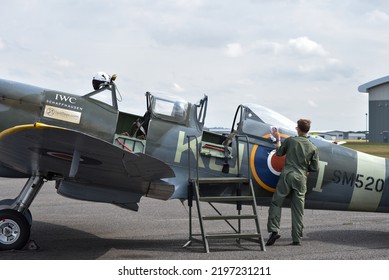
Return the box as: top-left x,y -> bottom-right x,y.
187,135 -> 200,183
235,134 -> 251,180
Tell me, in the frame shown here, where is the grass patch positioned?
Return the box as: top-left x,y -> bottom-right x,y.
343,142 -> 389,158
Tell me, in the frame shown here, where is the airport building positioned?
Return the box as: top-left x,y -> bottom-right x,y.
359,75 -> 389,143
312,131 -> 366,141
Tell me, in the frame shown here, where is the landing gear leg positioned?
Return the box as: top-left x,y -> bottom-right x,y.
0,175 -> 45,251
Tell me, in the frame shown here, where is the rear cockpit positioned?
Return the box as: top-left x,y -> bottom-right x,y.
230,104 -> 296,140
201,103 -> 297,146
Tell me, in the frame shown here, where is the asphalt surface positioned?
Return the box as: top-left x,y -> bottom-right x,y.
1,177 -> 389,260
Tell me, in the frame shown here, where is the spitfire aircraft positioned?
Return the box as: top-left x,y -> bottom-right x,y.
0,76 -> 388,251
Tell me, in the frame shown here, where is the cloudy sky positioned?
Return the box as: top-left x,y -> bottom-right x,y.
1,0 -> 388,131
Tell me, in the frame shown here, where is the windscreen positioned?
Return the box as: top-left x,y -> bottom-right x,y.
243,103 -> 296,131
151,93 -> 188,123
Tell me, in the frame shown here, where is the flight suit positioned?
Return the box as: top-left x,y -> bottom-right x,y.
267,135 -> 319,243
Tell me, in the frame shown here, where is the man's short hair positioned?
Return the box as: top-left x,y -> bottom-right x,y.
297,119 -> 311,133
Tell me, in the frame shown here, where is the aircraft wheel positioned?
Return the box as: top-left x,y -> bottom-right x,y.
0,199 -> 32,226
0,209 -> 30,251
24,209 -> 33,227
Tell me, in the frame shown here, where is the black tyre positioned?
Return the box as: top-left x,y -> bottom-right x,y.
0,209 -> 30,251
0,199 -> 32,226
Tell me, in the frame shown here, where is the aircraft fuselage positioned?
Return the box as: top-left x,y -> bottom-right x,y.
147,121 -> 389,213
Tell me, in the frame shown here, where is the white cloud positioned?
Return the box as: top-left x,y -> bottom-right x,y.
294,57 -> 353,80
288,37 -> 328,56
249,40 -> 284,54
367,9 -> 389,23
223,37 -> 329,59
223,43 -> 244,57
221,36 -> 352,81
297,63 -> 322,74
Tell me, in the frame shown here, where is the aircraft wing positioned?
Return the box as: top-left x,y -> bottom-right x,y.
0,123 -> 176,200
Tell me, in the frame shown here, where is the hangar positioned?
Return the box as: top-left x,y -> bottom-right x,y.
358,75 -> 389,143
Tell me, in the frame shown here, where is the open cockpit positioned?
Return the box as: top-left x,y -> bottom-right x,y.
113,89 -> 297,163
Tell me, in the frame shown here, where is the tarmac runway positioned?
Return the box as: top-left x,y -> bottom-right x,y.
1,177 -> 389,260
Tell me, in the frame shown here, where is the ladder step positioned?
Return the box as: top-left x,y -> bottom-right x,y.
206,233 -> 261,239
194,177 -> 249,184
199,196 -> 254,202
203,214 -> 257,220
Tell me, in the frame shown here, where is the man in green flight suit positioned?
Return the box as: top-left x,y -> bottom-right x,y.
266,119 -> 319,246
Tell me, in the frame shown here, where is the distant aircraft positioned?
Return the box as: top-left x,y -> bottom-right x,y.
0,76 -> 388,251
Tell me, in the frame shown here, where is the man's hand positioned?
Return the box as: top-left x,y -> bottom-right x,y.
271,127 -> 281,147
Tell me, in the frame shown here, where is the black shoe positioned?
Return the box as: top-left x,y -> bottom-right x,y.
291,241 -> 301,246
266,232 -> 280,246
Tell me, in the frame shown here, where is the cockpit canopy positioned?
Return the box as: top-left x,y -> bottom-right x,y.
146,91 -> 207,129
148,92 -> 189,124
242,103 -> 296,131
232,103 -> 297,139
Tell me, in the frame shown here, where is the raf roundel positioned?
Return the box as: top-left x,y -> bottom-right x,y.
267,149 -> 285,176
250,145 -> 286,192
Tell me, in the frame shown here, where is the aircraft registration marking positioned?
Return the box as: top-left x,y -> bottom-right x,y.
43,105 -> 81,124
332,170 -> 385,192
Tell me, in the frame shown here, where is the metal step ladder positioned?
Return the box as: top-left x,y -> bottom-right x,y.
183,135 -> 266,253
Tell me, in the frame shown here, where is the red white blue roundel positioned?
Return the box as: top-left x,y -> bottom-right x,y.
250,144 -> 285,192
